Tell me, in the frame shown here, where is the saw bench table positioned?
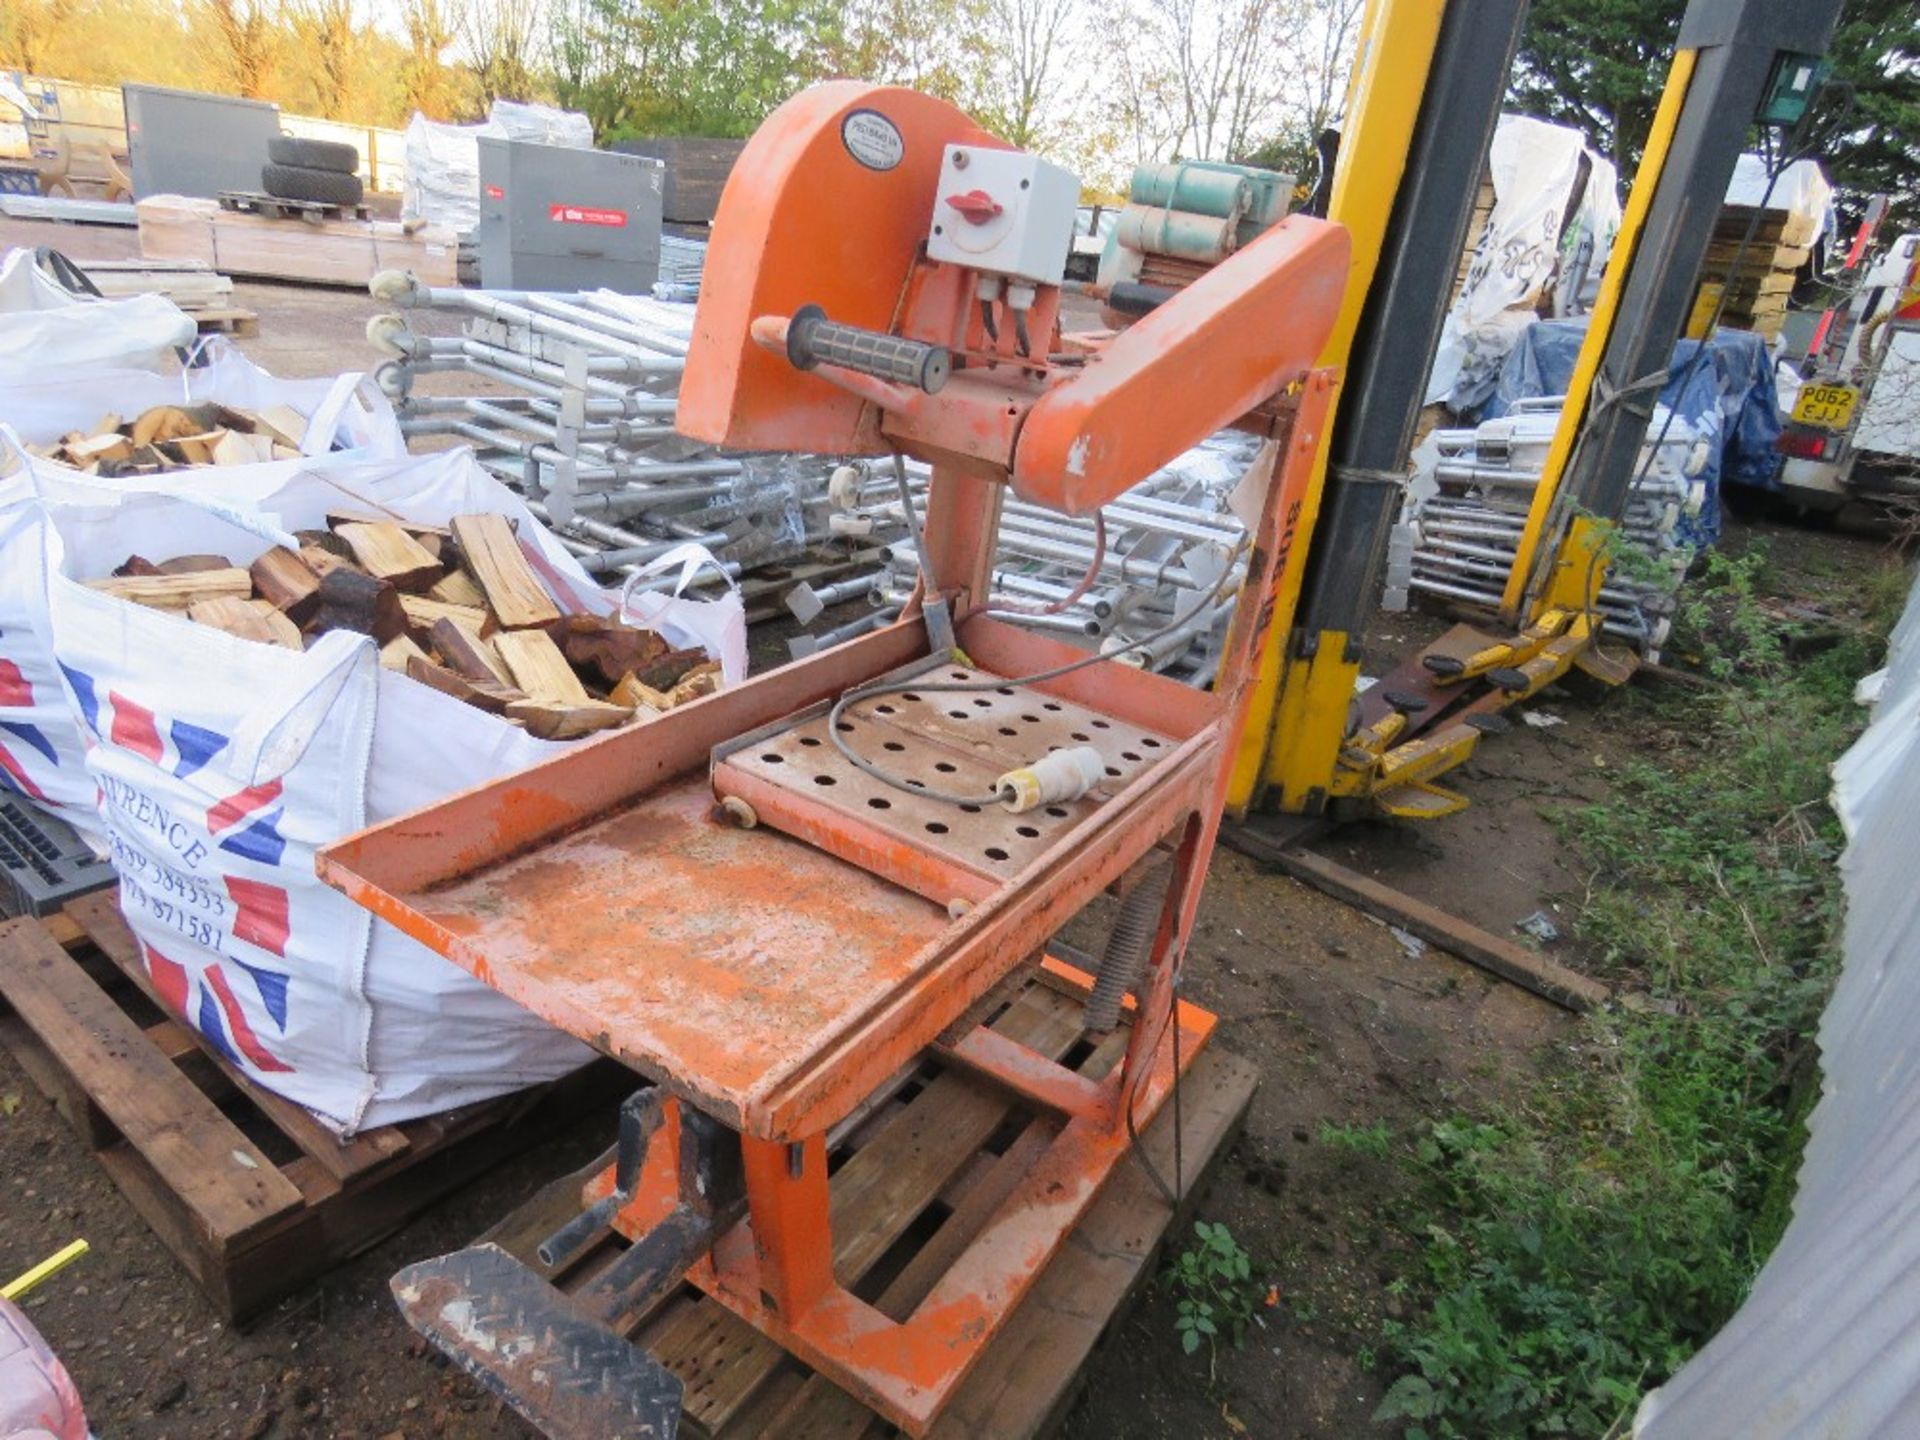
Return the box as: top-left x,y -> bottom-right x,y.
318,79 -> 1348,1438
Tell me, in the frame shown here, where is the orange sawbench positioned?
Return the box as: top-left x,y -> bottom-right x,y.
318,80 -> 1348,1439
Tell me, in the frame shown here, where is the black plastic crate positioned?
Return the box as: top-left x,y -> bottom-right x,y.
0,797 -> 114,918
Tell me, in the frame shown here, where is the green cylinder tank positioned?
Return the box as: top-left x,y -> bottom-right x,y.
1128,162 -> 1252,221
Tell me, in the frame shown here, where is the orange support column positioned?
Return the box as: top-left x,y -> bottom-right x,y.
920,462 -> 1003,616
740,1133 -> 835,1320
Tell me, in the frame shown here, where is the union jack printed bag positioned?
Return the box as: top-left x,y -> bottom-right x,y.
37,451 -> 646,1132
0,350 -> 401,847
0,485 -> 104,845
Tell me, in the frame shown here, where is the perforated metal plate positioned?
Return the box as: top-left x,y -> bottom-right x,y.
716,665 -> 1176,886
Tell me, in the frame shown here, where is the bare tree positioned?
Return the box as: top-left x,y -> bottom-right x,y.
1288,0 -> 1365,147
986,0 -> 1078,148
399,0 -> 460,119
298,0 -> 362,120
453,0 -> 545,106
198,0 -> 280,100
1099,0 -> 1308,167
1095,2 -> 1186,171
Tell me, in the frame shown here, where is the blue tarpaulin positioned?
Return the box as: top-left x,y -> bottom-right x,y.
1476,319 -> 1783,545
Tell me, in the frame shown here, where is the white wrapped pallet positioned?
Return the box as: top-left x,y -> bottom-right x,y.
1424,117 -> 1622,413
401,101 -> 593,230
38,448 -> 740,1132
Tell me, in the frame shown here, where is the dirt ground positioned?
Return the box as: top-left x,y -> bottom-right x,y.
0,212 -> 1883,1439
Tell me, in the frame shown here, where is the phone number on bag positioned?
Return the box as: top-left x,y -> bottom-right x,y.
112,838 -> 228,919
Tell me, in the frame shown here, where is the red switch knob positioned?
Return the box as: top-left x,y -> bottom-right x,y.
944,189 -> 1003,224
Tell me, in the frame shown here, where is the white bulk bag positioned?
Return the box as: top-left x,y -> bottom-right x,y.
0,351 -> 400,845
0,430 -> 339,847
40,448 -> 734,1132
0,338 -> 403,461
0,248 -> 197,379
0,490 -> 102,841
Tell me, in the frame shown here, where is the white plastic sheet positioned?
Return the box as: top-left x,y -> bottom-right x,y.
1726,155 -> 1831,245
0,339 -> 404,460
402,101 -> 594,230
1635,570 -> 1920,1438
1425,116 -> 1622,412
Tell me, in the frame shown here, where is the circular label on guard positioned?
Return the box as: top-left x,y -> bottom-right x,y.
841,109 -> 904,172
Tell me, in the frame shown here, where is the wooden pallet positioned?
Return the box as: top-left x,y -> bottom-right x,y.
191,306 -> 259,336
457,969 -> 1258,1438
0,892 -> 626,1323
219,189 -> 372,223
77,257 -> 233,305
1701,238 -> 1810,278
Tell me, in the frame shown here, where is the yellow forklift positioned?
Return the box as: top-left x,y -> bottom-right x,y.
1227,0 -> 1843,827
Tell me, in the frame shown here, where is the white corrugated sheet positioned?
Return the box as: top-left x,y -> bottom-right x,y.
1635,571 -> 1920,1438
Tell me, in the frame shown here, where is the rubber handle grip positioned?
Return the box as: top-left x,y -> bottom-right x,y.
1107,281 -> 1177,317
787,304 -> 951,394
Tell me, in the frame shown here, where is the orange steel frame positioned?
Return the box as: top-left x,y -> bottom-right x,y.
317,82 -> 1347,1436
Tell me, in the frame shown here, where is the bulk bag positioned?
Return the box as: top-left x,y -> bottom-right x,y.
41,447 -> 736,1131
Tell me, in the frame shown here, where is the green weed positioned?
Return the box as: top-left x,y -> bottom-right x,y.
1168,1220 -> 1260,1377
1319,1120 -> 1395,1158
1368,547 -> 1905,1439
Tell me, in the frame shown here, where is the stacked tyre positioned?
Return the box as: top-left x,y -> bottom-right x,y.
261,135 -> 364,208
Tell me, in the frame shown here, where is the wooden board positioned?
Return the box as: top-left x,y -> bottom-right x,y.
336,521 -> 444,591
250,546 -> 322,624
85,568 -> 251,611
429,617 -> 513,685
77,263 -> 235,310
1700,238 -> 1808,277
137,194 -> 457,289
1264,847 -> 1609,1012
494,629 -> 591,705
462,970 -> 1257,1438
187,595 -> 286,647
192,307 -> 259,336
0,895 -> 628,1322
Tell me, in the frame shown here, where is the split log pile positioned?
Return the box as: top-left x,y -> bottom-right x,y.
24,403 -> 323,476
84,510 -> 718,738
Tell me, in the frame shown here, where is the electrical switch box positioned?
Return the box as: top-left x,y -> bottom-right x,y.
477,138 -> 665,293
926,145 -> 1081,286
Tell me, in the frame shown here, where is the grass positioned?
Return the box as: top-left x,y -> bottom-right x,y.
1367,543 -> 1909,1439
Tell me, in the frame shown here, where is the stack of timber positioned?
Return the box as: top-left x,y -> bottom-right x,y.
610,137 -> 746,224
0,895 -> 624,1322
1451,170 -> 1498,305
72,258 -> 256,335
85,509 -> 719,737
449,963 -> 1258,1439
137,194 -> 458,289
1689,203 -> 1814,340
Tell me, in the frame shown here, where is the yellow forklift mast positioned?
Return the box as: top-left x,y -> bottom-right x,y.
1228,0 -> 1842,822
